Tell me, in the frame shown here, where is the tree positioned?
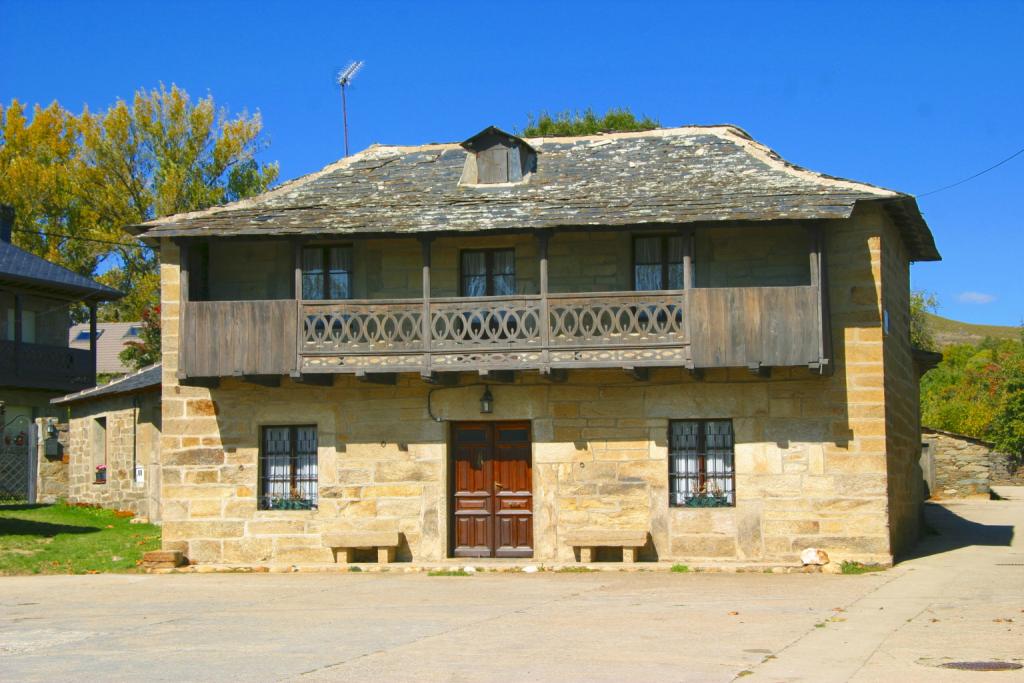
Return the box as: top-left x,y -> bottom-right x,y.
0,85 -> 279,322
910,290 -> 938,351
119,305 -> 161,371
520,107 -> 659,137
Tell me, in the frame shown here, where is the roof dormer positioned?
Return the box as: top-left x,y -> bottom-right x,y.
459,126 -> 536,185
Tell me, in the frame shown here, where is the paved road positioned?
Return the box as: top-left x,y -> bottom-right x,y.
1,492 -> 1021,682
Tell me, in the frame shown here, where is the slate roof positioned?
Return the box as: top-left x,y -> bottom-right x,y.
0,240 -> 123,300
51,363 -> 161,405
69,322 -> 141,374
130,125 -> 939,262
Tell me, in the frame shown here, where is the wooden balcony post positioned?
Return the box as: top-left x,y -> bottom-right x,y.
177,240 -> 189,380
88,301 -> 98,382
808,224 -> 831,373
420,236 -> 433,377
13,293 -> 22,378
537,230 -> 551,372
682,227 -> 694,290
292,238 -> 303,377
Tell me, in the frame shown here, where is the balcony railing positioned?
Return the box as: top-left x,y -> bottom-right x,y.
0,339 -> 95,392
178,286 -> 825,379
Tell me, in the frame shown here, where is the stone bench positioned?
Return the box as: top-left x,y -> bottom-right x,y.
564,530 -> 648,563
322,531 -> 400,564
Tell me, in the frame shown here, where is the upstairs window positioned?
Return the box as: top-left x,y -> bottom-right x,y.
461,249 -> 515,297
669,419 -> 735,507
302,246 -> 352,300
634,235 -> 685,291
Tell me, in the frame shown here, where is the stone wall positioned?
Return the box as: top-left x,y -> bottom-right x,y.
879,213 -> 925,557
35,418 -> 69,503
924,428 -> 1023,497
65,392 -> 161,520
157,206 -> 906,567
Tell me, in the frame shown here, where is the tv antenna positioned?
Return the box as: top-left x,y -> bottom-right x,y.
337,61 -> 365,157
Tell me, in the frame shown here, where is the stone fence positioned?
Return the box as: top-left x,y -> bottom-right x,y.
923,427 -> 1022,498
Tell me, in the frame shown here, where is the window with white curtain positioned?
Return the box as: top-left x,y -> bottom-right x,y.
668,420 -> 735,507
259,425 -> 318,510
634,235 -> 685,291
460,249 -> 515,297
302,246 -> 352,300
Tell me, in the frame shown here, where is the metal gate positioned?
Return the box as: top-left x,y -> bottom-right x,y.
0,419 -> 36,503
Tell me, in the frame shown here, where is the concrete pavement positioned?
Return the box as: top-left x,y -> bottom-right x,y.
0,492 -> 1021,682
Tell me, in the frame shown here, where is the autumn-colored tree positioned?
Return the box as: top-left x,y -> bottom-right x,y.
119,305 -> 162,371
0,84 -> 279,322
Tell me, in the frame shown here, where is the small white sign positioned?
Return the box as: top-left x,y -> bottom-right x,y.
134,465 -> 144,484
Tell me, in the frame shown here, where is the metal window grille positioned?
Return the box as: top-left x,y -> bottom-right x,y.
259,425 -> 318,510
669,420 -> 735,507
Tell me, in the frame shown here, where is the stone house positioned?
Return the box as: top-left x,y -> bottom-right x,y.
922,426 -> 1023,498
50,364 -> 162,520
127,125 -> 940,566
0,205 -> 122,501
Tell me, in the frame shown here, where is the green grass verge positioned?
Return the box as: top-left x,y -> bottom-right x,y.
428,569 -> 471,576
670,564 -> 690,573
555,566 -> 596,573
840,560 -> 886,575
0,503 -> 161,575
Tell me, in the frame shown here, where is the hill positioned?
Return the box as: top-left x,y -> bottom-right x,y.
926,313 -> 1019,348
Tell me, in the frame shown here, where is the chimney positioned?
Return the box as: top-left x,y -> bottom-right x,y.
0,205 -> 12,244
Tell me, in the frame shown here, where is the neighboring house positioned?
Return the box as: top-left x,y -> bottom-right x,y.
921,426 -> 1022,498
127,125 -> 940,566
0,205 -> 122,500
69,321 -> 143,376
51,364 -> 162,520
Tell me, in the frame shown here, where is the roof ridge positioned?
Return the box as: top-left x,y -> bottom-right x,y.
51,362 -> 162,405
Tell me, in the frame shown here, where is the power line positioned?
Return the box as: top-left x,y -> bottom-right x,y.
10,227 -> 142,248
917,144 -> 1024,198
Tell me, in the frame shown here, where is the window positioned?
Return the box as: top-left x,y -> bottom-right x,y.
93,417 -> 107,483
123,326 -> 141,338
460,249 -> 515,297
259,425 -> 318,510
669,420 -> 735,507
634,235 -> 685,291
302,246 -> 352,300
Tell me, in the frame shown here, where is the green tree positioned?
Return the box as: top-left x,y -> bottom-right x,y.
520,107 -> 659,137
910,290 -> 938,351
0,84 -> 279,322
119,305 -> 161,371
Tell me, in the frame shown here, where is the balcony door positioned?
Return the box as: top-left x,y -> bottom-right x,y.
450,421 -> 533,558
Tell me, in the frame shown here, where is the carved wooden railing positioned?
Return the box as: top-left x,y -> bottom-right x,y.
300,290 -> 689,372
0,339 -> 94,391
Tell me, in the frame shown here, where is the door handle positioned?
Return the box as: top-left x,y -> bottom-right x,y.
494,482 -> 505,491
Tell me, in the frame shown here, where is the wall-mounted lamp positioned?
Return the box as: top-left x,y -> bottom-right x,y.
480,385 -> 494,414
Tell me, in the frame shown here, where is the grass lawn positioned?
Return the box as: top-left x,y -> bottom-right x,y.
0,503 -> 161,575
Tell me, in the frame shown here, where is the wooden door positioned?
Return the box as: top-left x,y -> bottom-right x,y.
451,421 -> 533,558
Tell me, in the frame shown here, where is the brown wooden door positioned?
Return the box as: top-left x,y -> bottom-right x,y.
451,421 -> 533,558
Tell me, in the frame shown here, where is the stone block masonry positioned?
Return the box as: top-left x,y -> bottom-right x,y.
924,427 -> 1023,497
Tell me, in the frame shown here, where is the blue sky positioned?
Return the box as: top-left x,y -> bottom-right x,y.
2,0 -> 1022,326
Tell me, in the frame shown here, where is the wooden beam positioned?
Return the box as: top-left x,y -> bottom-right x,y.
179,376 -> 220,389
624,366 -> 649,381
537,230 -> 551,372
747,363 -> 771,378
356,370 -> 397,385
420,236 -> 433,377
420,371 -> 458,386
242,374 -> 281,387
293,238 -> 303,377
478,369 -> 515,383
540,368 -> 568,383
293,373 -> 334,386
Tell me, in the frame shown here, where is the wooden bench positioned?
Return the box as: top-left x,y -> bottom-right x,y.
322,531 -> 400,564
564,530 -> 648,563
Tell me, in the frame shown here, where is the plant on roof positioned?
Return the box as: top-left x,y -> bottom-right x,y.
519,107 -> 659,137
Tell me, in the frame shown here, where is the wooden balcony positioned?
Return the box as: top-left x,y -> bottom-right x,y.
178,286 -> 828,380
0,339 -> 96,392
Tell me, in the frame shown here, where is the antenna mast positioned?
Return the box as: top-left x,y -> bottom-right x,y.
337,60 -> 365,157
